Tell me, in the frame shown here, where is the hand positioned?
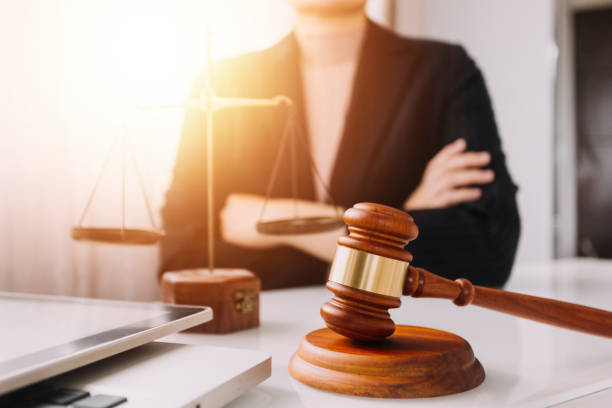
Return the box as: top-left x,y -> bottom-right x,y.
220,194 -> 282,249
220,193 -> 343,256
404,138 -> 494,211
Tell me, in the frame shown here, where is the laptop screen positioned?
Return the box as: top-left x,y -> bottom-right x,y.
0,292 -> 211,394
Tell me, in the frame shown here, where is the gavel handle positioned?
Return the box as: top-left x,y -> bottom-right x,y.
403,265 -> 612,338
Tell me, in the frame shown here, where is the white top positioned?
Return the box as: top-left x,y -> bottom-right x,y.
297,25 -> 366,202
164,258 -> 612,408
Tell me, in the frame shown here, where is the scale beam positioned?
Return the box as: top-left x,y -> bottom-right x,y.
136,95 -> 292,113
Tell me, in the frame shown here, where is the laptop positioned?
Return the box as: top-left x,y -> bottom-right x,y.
0,292 -> 271,408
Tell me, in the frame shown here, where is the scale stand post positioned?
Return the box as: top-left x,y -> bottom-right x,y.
162,26 -> 260,334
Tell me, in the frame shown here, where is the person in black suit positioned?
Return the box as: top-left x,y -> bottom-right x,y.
160,0 -> 520,289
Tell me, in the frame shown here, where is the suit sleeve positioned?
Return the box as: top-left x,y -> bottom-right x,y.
407,46 -> 520,287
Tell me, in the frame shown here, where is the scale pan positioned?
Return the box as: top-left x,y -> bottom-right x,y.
256,217 -> 345,235
71,227 -> 165,245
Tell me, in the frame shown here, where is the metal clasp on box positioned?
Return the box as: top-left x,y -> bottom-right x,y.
233,290 -> 256,313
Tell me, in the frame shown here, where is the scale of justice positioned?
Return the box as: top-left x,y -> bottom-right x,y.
71,32 -> 612,399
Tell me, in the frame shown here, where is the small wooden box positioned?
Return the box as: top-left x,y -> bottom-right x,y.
161,269 -> 260,334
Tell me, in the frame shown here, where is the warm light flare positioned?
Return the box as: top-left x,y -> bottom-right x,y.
61,0 -> 293,121
111,15 -> 195,106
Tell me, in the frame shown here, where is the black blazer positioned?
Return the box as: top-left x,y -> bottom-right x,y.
161,21 -> 520,289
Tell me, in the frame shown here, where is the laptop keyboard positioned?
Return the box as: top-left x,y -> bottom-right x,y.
37,389 -> 90,405
1,387 -> 127,408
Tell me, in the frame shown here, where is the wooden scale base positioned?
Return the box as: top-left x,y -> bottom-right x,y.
162,269 -> 260,334
289,325 -> 485,398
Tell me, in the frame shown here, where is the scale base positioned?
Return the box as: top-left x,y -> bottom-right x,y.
289,325 -> 484,398
161,268 -> 260,334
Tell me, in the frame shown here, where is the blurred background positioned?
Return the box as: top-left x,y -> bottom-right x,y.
0,0 -> 610,300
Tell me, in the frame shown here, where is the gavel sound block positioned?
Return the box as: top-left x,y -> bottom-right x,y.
288,203 -> 612,398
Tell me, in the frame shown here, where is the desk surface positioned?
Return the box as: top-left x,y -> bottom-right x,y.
162,259 -> 612,408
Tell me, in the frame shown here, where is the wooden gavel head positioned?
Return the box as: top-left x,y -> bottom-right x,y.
320,202 -> 419,342
321,203 -> 612,343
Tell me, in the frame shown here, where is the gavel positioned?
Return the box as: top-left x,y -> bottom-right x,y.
320,202 -> 612,342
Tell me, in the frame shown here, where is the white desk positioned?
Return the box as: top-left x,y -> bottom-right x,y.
162,259 -> 612,407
